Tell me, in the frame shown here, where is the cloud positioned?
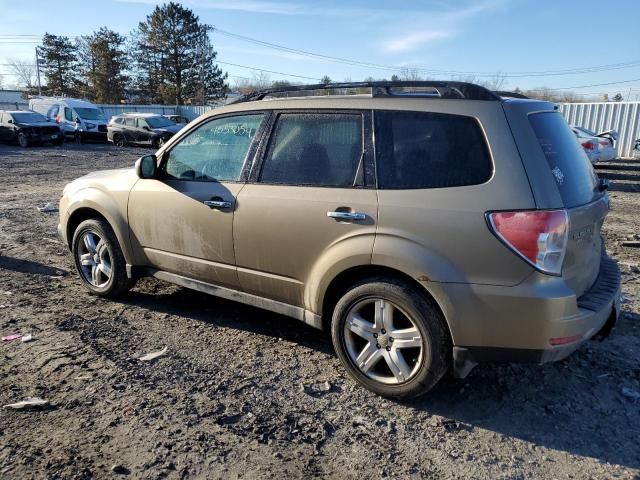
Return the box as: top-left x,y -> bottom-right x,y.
381,0 -> 508,53
383,31 -> 453,54
116,0 -> 386,17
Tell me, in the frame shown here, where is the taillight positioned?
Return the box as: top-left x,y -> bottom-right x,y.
581,141 -> 596,150
487,210 -> 569,275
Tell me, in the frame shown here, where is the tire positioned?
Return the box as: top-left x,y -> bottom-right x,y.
113,134 -> 126,147
18,133 -> 29,148
53,139 -> 64,146
330,277 -> 451,399
71,219 -> 135,298
152,137 -> 164,149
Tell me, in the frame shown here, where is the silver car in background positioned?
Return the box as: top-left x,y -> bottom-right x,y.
571,125 -> 618,162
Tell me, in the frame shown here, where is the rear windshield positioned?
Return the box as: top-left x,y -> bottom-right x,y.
529,112 -> 598,207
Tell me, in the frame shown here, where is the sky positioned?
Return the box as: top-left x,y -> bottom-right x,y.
1,0 -> 640,100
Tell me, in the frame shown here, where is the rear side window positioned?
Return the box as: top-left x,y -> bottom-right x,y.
124,118 -> 136,127
375,110 -> 492,189
529,112 -> 598,207
260,113 -> 363,187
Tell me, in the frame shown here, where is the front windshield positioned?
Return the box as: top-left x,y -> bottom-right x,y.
147,116 -> 175,128
75,108 -> 106,121
12,112 -> 48,123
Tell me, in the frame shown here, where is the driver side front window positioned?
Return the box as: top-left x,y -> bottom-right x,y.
164,114 -> 265,182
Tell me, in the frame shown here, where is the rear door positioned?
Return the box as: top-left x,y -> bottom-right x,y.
506,103 -> 607,296
233,110 -> 377,307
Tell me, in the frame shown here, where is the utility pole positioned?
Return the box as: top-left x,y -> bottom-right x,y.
34,47 -> 42,95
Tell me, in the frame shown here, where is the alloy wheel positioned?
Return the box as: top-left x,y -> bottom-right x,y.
76,230 -> 112,288
343,298 -> 424,385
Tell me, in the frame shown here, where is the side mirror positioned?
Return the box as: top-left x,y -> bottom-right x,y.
7,119 -> 13,124
135,154 -> 157,179
143,126 -> 150,131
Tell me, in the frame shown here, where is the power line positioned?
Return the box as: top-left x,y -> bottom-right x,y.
215,59 -> 320,81
211,27 -> 640,78
3,31 -> 640,79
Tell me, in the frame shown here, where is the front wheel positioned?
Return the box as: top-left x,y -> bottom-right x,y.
331,277 -> 451,399
72,219 -> 135,298
18,133 -> 29,148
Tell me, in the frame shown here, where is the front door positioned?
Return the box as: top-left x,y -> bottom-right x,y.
234,111 -> 378,307
128,112 -> 267,288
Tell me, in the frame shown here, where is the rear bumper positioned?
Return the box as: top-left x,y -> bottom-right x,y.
445,253 -> 621,376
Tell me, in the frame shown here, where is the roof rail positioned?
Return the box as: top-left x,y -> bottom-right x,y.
494,90 -> 529,99
232,81 -> 502,104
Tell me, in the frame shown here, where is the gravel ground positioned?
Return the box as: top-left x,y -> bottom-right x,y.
0,143 -> 639,479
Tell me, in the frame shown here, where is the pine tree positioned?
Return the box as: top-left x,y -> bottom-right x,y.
39,33 -> 79,96
132,2 -> 227,104
77,28 -> 129,103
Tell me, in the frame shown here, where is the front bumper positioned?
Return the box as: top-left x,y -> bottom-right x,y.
448,254 -> 621,377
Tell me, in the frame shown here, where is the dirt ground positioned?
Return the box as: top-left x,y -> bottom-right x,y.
0,142 -> 639,480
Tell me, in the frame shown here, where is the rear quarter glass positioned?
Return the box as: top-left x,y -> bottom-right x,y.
529,112 -> 598,208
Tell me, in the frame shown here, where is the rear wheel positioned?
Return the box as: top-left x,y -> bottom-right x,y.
72,219 -> 135,298
18,133 -> 29,148
331,277 -> 451,399
113,134 -> 126,147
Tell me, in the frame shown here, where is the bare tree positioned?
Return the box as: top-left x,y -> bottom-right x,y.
399,66 -> 422,81
252,71 -> 271,89
6,58 -> 36,89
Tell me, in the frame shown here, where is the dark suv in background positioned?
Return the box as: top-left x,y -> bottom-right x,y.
0,110 -> 63,147
107,113 -> 184,148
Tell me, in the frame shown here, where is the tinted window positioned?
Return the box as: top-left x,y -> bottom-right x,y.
375,111 -> 492,189
75,108 -> 105,121
147,116 -> 174,128
260,113 -> 362,186
529,112 -> 598,207
164,114 -> 264,182
64,108 -> 74,122
124,118 -> 136,127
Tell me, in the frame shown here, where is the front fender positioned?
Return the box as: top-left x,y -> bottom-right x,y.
65,188 -> 133,264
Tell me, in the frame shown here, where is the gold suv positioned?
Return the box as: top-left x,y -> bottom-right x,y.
58,82 -> 620,398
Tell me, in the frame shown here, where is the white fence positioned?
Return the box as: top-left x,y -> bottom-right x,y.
3,99 -> 639,157
559,101 -> 640,158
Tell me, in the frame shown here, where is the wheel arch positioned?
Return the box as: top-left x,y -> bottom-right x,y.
319,264 -> 456,344
65,194 -> 132,264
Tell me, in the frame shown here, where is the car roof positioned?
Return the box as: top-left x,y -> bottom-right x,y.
115,112 -> 163,118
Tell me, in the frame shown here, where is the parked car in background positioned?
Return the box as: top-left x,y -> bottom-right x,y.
29,97 -> 108,143
0,110 -> 62,147
571,125 -> 617,162
163,114 -> 189,125
576,137 -> 601,164
107,113 -> 184,148
58,81 -> 619,399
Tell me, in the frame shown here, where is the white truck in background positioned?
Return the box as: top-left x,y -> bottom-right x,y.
29,97 -> 108,142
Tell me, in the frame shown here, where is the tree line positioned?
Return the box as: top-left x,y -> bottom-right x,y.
13,2 -> 228,105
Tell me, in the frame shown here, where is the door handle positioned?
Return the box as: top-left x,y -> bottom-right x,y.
327,211 -> 366,221
204,199 -> 233,209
